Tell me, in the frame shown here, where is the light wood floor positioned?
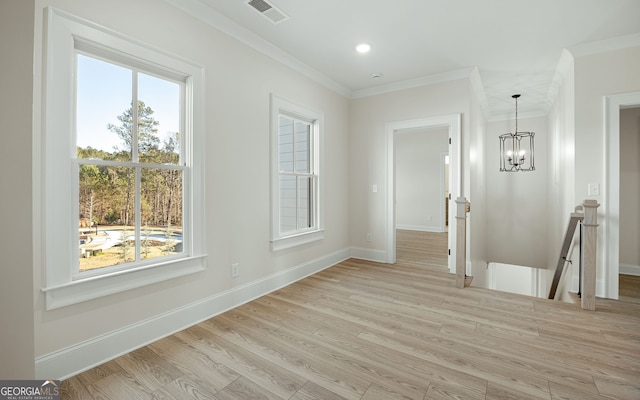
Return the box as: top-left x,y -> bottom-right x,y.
619,274 -> 640,304
62,230 -> 640,400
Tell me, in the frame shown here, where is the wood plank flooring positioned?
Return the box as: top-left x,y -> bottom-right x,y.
62,230 -> 640,400
619,274 -> 640,304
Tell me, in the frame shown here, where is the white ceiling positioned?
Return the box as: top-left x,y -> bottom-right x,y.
169,0 -> 640,119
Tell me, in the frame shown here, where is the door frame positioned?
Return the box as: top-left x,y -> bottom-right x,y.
385,114 -> 461,272
604,91 -> 640,299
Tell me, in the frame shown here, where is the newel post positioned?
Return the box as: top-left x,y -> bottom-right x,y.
581,199 -> 600,311
455,197 -> 470,288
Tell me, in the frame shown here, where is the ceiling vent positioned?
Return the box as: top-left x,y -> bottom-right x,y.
247,0 -> 289,24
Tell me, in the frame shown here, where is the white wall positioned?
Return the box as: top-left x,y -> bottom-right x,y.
468,75 -> 488,287
348,80 -> 475,264
0,0 -> 36,379
574,44 -> 640,295
485,116 -> 549,268
395,128 -> 449,231
15,0 -> 637,379
28,0 -> 350,378
487,262 -> 546,298
546,51 -> 576,300
620,107 -> 640,274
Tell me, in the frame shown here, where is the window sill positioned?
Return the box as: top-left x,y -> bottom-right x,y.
271,230 -> 324,251
42,255 -> 207,310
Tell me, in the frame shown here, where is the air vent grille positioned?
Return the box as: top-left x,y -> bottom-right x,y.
248,0 -> 271,13
247,0 -> 289,24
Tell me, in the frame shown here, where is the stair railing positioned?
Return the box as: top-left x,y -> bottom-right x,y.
455,197 -> 470,288
548,199 -> 600,310
548,206 -> 584,300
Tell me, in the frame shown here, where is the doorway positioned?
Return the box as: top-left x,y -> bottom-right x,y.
604,92 -> 640,299
385,114 -> 461,273
618,106 -> 640,301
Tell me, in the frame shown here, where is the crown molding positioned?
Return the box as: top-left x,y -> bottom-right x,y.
469,67 -> 491,121
488,109 -> 547,123
543,49 -> 575,115
350,67 -> 474,99
568,32 -> 640,58
165,0 -> 352,98
165,1 -> 481,101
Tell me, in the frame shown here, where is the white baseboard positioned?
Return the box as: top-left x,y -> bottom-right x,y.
396,224 -> 443,233
349,247 -> 388,263
570,275 -> 606,298
35,248 -> 350,380
620,264 -> 640,276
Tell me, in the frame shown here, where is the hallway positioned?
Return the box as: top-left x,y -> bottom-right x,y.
61,231 -> 640,399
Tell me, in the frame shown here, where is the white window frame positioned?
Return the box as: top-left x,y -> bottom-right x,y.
40,8 -> 206,310
270,94 -> 324,251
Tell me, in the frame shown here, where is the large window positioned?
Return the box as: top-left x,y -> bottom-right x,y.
270,95 -> 324,250
41,9 -> 205,309
76,53 -> 185,275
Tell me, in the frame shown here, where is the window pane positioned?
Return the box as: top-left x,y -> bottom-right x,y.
140,168 -> 183,260
76,54 -> 132,160
297,176 -> 310,228
279,175 -> 297,233
294,121 -> 310,173
138,73 -> 181,164
279,116 -> 294,173
79,166 -> 136,271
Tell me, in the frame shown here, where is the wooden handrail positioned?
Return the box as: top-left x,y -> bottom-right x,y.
548,200 -> 600,310
455,197 -> 470,288
548,206 -> 583,300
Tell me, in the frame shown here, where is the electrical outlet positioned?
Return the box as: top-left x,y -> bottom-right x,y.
366,233 -> 373,242
231,262 -> 239,278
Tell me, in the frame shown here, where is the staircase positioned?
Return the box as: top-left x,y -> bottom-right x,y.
548,200 -> 600,310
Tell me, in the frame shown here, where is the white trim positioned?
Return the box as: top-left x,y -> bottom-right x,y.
487,262 -> 547,298
603,91 -> 640,300
40,8 -> 206,309
271,230 -> 325,251
43,256 -> 206,310
386,115 -> 461,272
396,224 -> 443,233
570,275 -> 606,299
545,49 -> 574,116
440,151 -> 448,233
351,68 -> 474,99
568,32 -> 640,58
469,67 -> 491,121
165,0 -> 350,97
35,248 -> 350,380
620,264 -> 640,277
270,94 -> 324,250
349,247 -> 388,264
165,0 -> 477,100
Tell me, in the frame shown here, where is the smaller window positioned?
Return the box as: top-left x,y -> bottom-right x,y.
271,95 -> 324,250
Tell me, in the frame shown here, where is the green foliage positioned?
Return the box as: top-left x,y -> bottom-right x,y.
104,209 -> 119,224
78,103 -> 183,228
106,100 -> 160,156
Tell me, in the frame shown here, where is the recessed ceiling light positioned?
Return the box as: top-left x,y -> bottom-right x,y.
356,43 -> 371,54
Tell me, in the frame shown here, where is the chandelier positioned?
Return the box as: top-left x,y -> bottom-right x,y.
499,94 -> 535,172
